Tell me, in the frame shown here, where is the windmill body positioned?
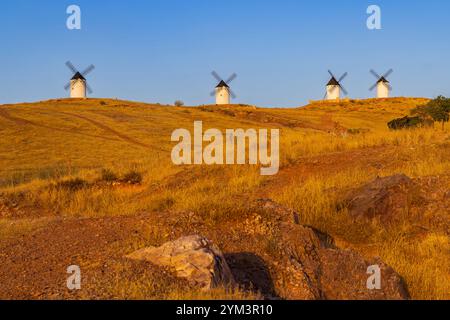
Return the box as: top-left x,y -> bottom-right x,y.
70,72 -> 87,98
215,80 -> 230,105
326,77 -> 341,100
324,71 -> 348,101
376,77 -> 390,98
370,69 -> 393,99
210,72 -> 237,105
64,61 -> 95,99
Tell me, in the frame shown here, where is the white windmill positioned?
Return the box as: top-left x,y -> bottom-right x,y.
324,70 -> 348,100
210,71 -> 237,105
64,61 -> 95,98
370,69 -> 393,98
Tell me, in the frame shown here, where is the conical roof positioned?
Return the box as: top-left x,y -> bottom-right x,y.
327,77 -> 340,86
216,80 -> 229,88
377,76 -> 389,83
71,72 -> 86,81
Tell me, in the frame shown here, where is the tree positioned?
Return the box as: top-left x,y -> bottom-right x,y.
174,100 -> 184,107
412,96 -> 450,130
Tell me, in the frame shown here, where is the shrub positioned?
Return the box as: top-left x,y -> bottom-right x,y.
54,178 -> 88,191
122,170 -> 143,185
101,169 -> 119,182
387,116 -> 430,130
348,128 -> 362,135
174,100 -> 184,107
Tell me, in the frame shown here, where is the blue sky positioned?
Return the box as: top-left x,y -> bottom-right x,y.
1,0 -> 449,107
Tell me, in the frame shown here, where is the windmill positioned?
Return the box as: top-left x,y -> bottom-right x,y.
370,69 -> 393,98
324,70 -> 348,100
64,61 -> 95,98
210,71 -> 237,105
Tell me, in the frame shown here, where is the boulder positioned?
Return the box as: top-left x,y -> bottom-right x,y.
126,235 -> 235,290
254,199 -> 409,300
342,174 -> 422,223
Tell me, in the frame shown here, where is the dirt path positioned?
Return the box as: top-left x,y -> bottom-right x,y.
127,144 -> 400,209
319,113 -> 348,134
0,109 -> 121,143
268,113 -> 346,133
56,111 -> 168,152
251,144 -> 398,199
0,108 -> 167,152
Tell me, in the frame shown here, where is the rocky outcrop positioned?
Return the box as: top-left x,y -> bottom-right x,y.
342,174 -> 423,223
125,200 -> 410,300
253,199 -> 409,300
126,235 -> 235,290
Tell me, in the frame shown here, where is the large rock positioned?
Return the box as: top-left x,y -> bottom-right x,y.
254,199 -> 409,300
126,235 -> 235,290
342,174 -> 423,223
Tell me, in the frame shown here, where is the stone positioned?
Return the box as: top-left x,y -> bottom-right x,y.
126,235 -> 235,290
342,174 -> 423,223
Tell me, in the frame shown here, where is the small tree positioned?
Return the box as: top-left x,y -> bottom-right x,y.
174,100 -> 184,107
412,96 -> 450,130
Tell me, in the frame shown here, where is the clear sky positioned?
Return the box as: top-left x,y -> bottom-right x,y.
1,0 -> 450,107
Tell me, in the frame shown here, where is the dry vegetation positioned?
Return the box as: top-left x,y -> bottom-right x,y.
0,97 -> 448,300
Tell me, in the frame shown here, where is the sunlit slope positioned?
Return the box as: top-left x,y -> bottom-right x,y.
0,97 -> 427,184
0,97 -> 448,300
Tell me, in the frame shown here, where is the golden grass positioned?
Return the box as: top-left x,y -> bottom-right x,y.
280,125 -> 446,165
0,97 -> 448,299
81,257 -> 260,300
272,142 -> 450,299
379,233 -> 450,300
108,275 -> 260,300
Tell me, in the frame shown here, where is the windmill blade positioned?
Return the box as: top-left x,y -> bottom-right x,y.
382,68 -> 394,79
225,73 -> 237,84
86,83 -> 93,95
370,69 -> 381,79
388,84 -> 393,91
328,70 -> 336,79
64,82 -> 71,91
211,71 -> 222,82
340,85 -> 348,96
210,90 -> 216,97
338,72 -> 348,83
65,61 -> 78,74
81,64 -> 95,76
229,89 -> 237,99
369,82 -> 378,91
323,91 -> 328,100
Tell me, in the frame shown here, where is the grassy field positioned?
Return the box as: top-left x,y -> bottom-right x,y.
0,97 -> 448,300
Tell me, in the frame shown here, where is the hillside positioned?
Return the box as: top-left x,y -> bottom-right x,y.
0,97 -> 448,300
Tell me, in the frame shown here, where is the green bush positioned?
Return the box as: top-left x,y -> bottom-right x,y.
412,96 -> 450,129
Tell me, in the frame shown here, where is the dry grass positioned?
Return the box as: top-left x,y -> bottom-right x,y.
379,233 -> 450,300
272,133 -> 450,299
86,260 -> 260,300
0,97 -> 448,299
